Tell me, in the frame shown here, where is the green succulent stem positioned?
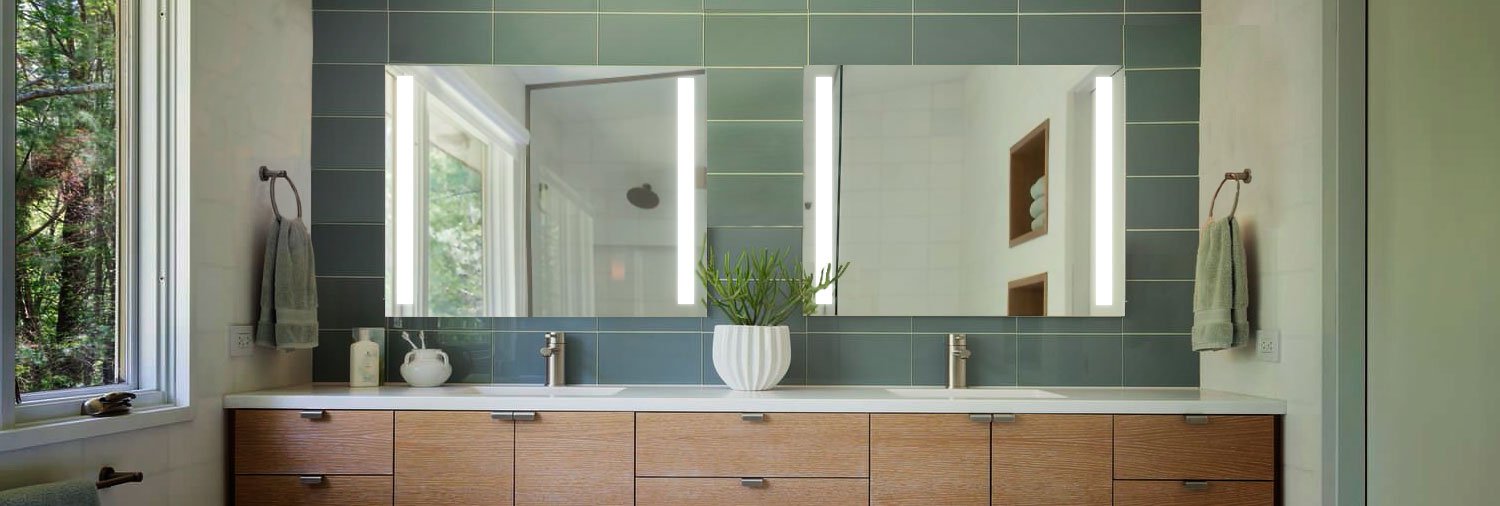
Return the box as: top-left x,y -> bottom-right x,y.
697,240 -> 851,327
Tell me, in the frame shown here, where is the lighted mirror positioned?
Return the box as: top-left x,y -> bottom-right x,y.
804,66 -> 1126,317
384,66 -> 706,317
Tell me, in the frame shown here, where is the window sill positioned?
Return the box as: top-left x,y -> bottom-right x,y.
0,404 -> 194,453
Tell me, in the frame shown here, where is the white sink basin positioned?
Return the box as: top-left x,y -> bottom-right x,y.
885,388 -> 1064,399
458,386 -> 624,397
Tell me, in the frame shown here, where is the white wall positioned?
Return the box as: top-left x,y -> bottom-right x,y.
1367,1 -> 1500,504
0,1 -> 312,503
1198,1 -> 1324,504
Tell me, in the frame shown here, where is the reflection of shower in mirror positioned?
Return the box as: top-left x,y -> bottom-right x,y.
626,183 -> 660,210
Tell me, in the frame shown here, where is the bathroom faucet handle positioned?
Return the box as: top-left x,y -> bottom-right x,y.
539,346 -> 555,358
952,348 -> 972,359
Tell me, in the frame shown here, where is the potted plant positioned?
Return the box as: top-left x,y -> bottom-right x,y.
698,245 -> 848,391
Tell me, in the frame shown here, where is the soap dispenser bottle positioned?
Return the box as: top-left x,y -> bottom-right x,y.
349,328 -> 382,387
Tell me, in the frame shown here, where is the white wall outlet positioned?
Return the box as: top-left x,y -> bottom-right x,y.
229,325 -> 256,357
1255,329 -> 1281,363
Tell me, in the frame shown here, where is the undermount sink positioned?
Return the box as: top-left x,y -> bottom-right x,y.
884,388 -> 1064,399
457,386 -> 624,397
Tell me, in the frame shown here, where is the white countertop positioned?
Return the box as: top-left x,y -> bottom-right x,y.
223,385 -> 1285,415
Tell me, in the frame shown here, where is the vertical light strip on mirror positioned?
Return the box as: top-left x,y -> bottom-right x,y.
394,75 -> 417,306
676,77 -> 696,305
814,76 -> 835,305
1092,76 -> 1115,306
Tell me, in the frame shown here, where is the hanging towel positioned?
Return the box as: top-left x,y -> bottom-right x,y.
0,480 -> 99,506
1192,216 -> 1249,351
1029,176 -> 1046,199
256,217 -> 319,349
1028,197 -> 1047,219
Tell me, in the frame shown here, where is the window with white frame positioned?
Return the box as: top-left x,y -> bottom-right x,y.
3,0 -> 187,435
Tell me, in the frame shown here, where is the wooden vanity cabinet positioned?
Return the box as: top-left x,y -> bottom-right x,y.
870,414 -> 990,505
231,410 -> 395,506
515,412 -> 634,505
993,414 -> 1114,506
394,411 -> 513,505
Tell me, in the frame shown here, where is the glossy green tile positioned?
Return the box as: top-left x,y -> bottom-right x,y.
1016,317 -> 1122,333
313,117 -> 384,168
1125,14 -> 1200,68
701,333 -> 807,385
708,69 -> 802,120
598,14 -> 703,65
495,13 -> 597,64
390,0 -> 491,11
1125,177 -> 1197,229
313,331 -> 355,382
1017,335 -> 1123,386
600,0 -> 700,12
1126,69 -> 1198,122
914,333 -> 1017,386
807,316 -> 912,333
810,0 -> 910,12
515,317 -> 599,332
312,224 -> 383,276
313,11 -> 388,63
435,318 -> 495,330
313,64 -> 384,116
1126,230 -> 1197,280
314,0 -> 387,10
810,15 -> 913,64
708,228 -> 802,262
318,277 -> 386,329
1019,14 -> 1122,64
704,16 -> 807,66
707,122 -> 803,172
496,0 -> 596,11
493,332 -> 598,384
1124,335 -> 1198,386
912,317 -> 1016,334
311,171 -> 383,223
1126,123 -> 1198,175
915,0 -> 1018,13
807,333 -> 912,385
1021,0 -> 1122,12
390,12 -> 492,63
706,174 -> 804,226
914,15 -> 1017,64
598,317 -> 703,332
387,332 -> 494,384
599,333 -> 702,384
1122,280 -> 1194,333
1127,0 -> 1198,12
705,0 -> 806,12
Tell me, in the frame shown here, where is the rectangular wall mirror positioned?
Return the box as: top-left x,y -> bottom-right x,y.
803,66 -> 1126,317
384,66 -> 706,318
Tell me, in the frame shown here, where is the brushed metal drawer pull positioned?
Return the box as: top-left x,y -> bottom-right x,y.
490,412 -> 513,421
740,478 -> 766,488
993,414 -> 1017,423
969,414 -> 993,423
740,413 -> 766,422
512,411 -> 537,422
298,476 -> 325,486
298,410 -> 326,420
1184,415 -> 1210,425
1183,481 -> 1210,491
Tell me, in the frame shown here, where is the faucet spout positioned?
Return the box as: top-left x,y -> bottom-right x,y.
540,332 -> 566,387
947,333 -> 970,389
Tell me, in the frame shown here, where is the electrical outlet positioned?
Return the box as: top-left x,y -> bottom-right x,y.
229,325 -> 256,357
1255,329 -> 1280,363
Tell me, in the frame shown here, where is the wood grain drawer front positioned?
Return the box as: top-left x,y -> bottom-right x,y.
636,413 -> 870,478
394,411 -> 513,506
636,478 -> 869,506
234,475 -> 393,506
1114,415 -> 1276,480
992,414 -> 1113,506
1114,480 -> 1275,506
234,410 -> 393,475
515,412 -> 634,505
871,414 -> 989,505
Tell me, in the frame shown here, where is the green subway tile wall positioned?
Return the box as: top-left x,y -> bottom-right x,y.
310,1 -> 1202,388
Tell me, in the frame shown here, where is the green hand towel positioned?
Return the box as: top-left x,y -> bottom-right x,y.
1192,217 -> 1249,351
0,479 -> 99,506
256,217 -> 320,349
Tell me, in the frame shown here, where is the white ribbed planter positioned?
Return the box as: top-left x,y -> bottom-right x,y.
711,325 -> 792,391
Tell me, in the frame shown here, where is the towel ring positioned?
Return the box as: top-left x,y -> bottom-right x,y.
259,166 -> 303,221
1207,169 -> 1252,222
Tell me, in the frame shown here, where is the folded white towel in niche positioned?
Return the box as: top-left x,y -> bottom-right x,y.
1030,176 -> 1046,199
1029,198 -> 1047,219
1031,212 -> 1046,231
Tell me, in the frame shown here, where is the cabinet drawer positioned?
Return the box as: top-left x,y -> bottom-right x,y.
1114,480 -> 1274,506
636,413 -> 869,478
994,414 -> 1113,506
234,475 -> 393,506
234,410 -> 394,475
394,411 -> 512,505
636,478 -> 868,506
1114,415 -> 1275,480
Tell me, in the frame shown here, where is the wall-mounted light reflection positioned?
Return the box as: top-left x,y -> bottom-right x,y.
676,77 -> 696,305
394,75 -> 417,306
1092,76 -> 1115,307
814,75 -> 835,305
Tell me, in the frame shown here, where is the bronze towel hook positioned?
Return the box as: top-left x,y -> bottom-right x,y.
1207,169 -> 1252,222
259,166 -> 303,221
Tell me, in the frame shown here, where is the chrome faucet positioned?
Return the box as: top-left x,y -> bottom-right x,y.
947,333 -> 971,389
539,332 -> 566,387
